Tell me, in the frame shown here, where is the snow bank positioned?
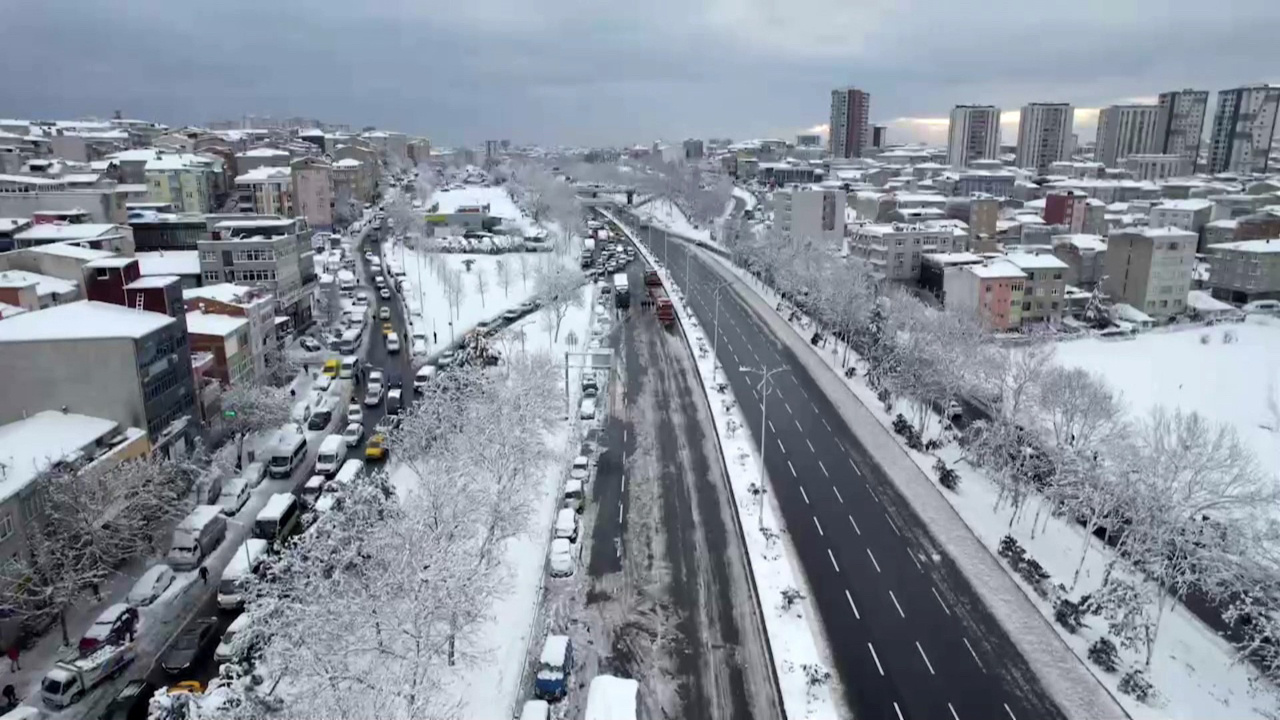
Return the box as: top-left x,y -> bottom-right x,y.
733,186 -> 758,212
603,209 -> 842,720
631,198 -> 712,244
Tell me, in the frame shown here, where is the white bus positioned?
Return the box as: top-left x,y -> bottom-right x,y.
584,675 -> 638,720
254,493 -> 301,545
217,538 -> 269,609
337,269 -> 356,290
339,327 -> 363,354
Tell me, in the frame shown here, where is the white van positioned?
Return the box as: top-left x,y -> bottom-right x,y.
167,506 -> 228,570
254,493 -> 301,545
315,434 -> 347,476
386,332 -> 401,353
339,355 -> 360,379
216,538 -> 269,610
519,700 -> 550,720
217,477 -> 250,516
214,614 -> 251,663
269,431 -> 307,479
339,328 -> 362,354
333,458 -> 363,486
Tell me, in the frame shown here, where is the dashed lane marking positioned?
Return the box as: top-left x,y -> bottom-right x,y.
868,485 -> 879,503
867,548 -> 881,572
889,590 -> 905,618
813,516 -> 823,535
845,589 -> 860,619
885,513 -> 900,536
917,641 -> 936,675
868,643 -> 885,676
785,402 -> 793,414
777,438 -> 786,453
964,638 -> 986,673
849,515 -> 860,534
828,549 -> 840,573
933,587 -> 952,616
832,486 -> 843,502
819,460 -> 829,476
822,418 -> 831,430
948,703 -> 960,720
788,460 -> 797,477
894,703 -> 905,720
1003,703 -> 1017,720
795,418 -> 803,432
799,485 -> 809,504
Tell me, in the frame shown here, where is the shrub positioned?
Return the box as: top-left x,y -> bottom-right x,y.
877,387 -> 892,410
1119,669 -> 1153,701
1054,597 -> 1085,633
892,414 -> 912,437
933,459 -> 960,491
998,535 -> 1025,568
1088,636 -> 1119,672
924,438 -> 942,452
1018,558 -> 1051,595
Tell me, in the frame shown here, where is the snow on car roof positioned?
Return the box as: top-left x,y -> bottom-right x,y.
540,635 -> 569,665
258,492 -> 296,522
584,675 -> 639,720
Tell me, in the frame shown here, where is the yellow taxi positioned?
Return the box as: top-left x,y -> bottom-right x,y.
381,322 -> 394,336
322,358 -> 341,378
168,680 -> 205,695
365,434 -> 388,461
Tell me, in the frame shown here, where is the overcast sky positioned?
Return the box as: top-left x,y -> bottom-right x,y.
5,0 -> 1280,148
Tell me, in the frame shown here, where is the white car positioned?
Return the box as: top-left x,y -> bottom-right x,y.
364,251 -> 375,262
386,332 -> 401,353
578,396 -> 597,420
346,404 -> 364,425
549,538 -> 576,577
343,422 -> 364,447
217,477 -> 250,516
127,565 -> 175,607
364,384 -> 385,407
313,375 -> 333,392
569,455 -> 589,481
243,461 -> 267,489
379,287 -> 391,300
379,306 -> 391,320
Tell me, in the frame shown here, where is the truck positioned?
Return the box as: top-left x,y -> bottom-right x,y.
643,269 -> 661,287
41,643 -> 135,708
613,273 -> 630,309
649,284 -> 675,328
583,237 -> 596,253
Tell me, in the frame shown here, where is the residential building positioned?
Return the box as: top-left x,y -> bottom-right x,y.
1043,190 -> 1089,233
0,218 -> 32,251
0,270 -> 79,310
234,147 -> 291,173
871,125 -> 887,150
796,134 -> 823,148
185,283 -> 278,380
943,260 -> 1026,331
128,212 -> 208,252
772,186 -> 846,246
134,251 -> 201,289
954,170 -> 1016,197
0,183 -> 127,224
919,251 -> 983,302
1051,234 -> 1108,289
1095,105 -> 1159,167
331,159 -> 368,225
1148,199 -> 1214,239
1103,227 -> 1197,318
291,157 -> 334,231
683,139 -> 704,160
200,217 -> 314,329
1123,154 -> 1192,181
1237,211 -> 1280,241
829,88 -> 871,159
1204,219 -> 1238,247
186,311 -> 252,385
235,166 -> 293,216
947,105 -> 1001,168
10,223 -> 132,253
848,223 -> 968,281
0,301 -> 197,443
969,196 -> 999,238
1154,89 -> 1209,167
1004,252 -> 1069,325
1207,85 -> 1280,174
1016,103 -> 1074,173
1205,239 -> 1280,303
144,154 -> 215,213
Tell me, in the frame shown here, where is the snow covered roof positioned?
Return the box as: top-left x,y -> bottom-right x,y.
923,251 -> 983,265
1155,199 -> 1214,212
1186,290 -> 1234,313
27,243 -> 115,261
1052,234 -> 1107,252
235,166 -> 291,183
1112,303 -> 1154,324
237,147 -> 290,157
1134,226 -> 1197,239
145,154 -> 213,171
186,310 -> 248,337
184,282 -> 274,307
1210,239 -> 1280,254
0,269 -> 77,296
214,217 -> 295,230
13,223 -> 119,242
333,158 -> 362,168
125,275 -> 180,289
84,256 -> 135,269
1207,218 -> 1239,229
1004,252 -> 1069,270
0,411 -> 122,502
0,218 -> 31,233
0,300 -> 173,342
967,260 -> 1027,279
135,250 -> 200,276
539,635 -> 569,665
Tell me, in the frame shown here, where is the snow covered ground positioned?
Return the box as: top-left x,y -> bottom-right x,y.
692,248 -> 1280,720
605,210 -> 842,720
432,185 -> 538,235
733,185 -> 759,212
632,197 -> 712,244
1055,318 -> 1280,468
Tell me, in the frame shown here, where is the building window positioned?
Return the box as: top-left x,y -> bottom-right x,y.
202,270 -> 221,283
1023,302 -> 1031,311
200,251 -> 218,262
95,268 -> 111,280
233,248 -> 276,263
0,514 -> 12,541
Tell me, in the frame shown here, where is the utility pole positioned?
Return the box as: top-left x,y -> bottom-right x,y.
740,364 -> 788,530
710,278 -> 732,383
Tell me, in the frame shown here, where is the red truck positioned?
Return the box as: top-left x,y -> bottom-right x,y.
644,270 -> 662,287
649,284 -> 675,328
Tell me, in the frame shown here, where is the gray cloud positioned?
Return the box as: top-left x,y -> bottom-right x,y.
3,0 -> 1279,146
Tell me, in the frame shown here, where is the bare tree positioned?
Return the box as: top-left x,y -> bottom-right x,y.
475,268 -> 489,308
495,259 -> 512,298
534,264 -> 585,345
220,382 -> 294,467
444,269 -> 465,321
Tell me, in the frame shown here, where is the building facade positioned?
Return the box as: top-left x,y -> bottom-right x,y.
943,261 -> 1026,331
829,88 -> 871,160
1103,227 -> 1197,318
1207,85 -> 1280,174
1206,239 -> 1280,304
1016,103 -> 1074,174
1004,252 -> 1069,325
1051,234 -> 1108,289
1044,190 -> 1088,233
1095,105 -> 1159,167
144,155 -> 215,213
772,186 -> 846,246
290,157 -> 334,232
1123,154 -> 1192,181
129,213 -> 208,252
200,217 -> 314,329
186,311 -> 252,386
184,283 -> 278,381
848,223 -> 967,281
1154,89 -> 1208,167
947,105 -> 1001,168
235,166 -> 293,216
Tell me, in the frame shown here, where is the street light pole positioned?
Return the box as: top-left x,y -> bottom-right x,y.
710,278 -> 732,383
740,364 -> 788,530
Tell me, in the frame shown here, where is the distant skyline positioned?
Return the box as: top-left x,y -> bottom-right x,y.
3,0 -> 1279,148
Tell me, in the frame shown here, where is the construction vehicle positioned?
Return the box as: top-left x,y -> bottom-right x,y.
649,283 -> 675,328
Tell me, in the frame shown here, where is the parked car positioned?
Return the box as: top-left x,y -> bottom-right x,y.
160,618 -> 219,674
242,461 -> 267,489
569,456 -> 589,481
346,404 -> 364,425
578,396 -> 597,420
563,479 -> 584,513
126,566 -> 175,607
379,306 -> 391,320
298,337 -> 322,353
549,538 -> 576,577
364,384 -> 385,407
503,309 -> 521,321
554,508 -> 579,543
313,375 -> 333,392
379,287 -> 391,300
216,477 -> 251,516
342,422 -> 364,447
79,604 -> 132,655
414,365 -> 436,392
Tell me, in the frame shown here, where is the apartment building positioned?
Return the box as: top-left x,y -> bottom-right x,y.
848,223 -> 967,281
1207,85 -> 1280,174
144,154 -> 216,213
772,186 -> 846,246
947,105 -> 1001,168
235,166 -> 293,216
1155,89 -> 1209,166
1004,252 -> 1069,325
1016,103 -> 1074,173
1123,154 -> 1192,181
129,212 -> 208,252
200,217 -> 314,329
234,147 -> 291,174
1095,105 -> 1159,167
1051,234 -> 1108,289
1148,199 -> 1214,238
1044,190 -> 1088,233
829,88 -> 871,159
185,283 -> 278,381
187,311 -> 252,386
0,301 -> 197,444
291,156 -> 334,231
1103,227 -> 1197,318
943,260 -> 1026,331
1205,239 -> 1280,304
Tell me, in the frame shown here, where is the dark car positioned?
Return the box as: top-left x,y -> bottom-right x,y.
102,679 -> 157,720
298,337 -> 322,353
160,618 -> 219,674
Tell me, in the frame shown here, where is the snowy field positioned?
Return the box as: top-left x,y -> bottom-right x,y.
1055,318 -> 1280,469
432,185 -> 537,235
633,197 -> 712,243
693,248 -> 1280,720
605,210 -> 843,720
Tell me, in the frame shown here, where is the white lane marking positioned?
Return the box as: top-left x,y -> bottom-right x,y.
768,420 -> 776,433
822,418 -> 831,430
1003,703 -> 1017,720
932,587 -> 952,616
867,485 -> 880,503
848,457 -> 862,475
868,643 -> 884,676
799,485 -> 809,504
849,515 -> 860,534
964,638 -> 986,673
866,548 -> 881,572
799,386 -> 809,398
813,516 -> 823,535
805,437 -> 814,452
785,402 -> 793,414
948,703 -> 960,720
910,552 -> 923,571
621,475 -> 626,493
618,502 -> 624,523
788,460 -> 797,477
845,589 -> 860,619
916,641 -> 936,674
889,590 -> 905,618
827,549 -> 840,573
777,438 -> 786,453
894,702 -> 906,720
795,418 -> 803,432
819,460 -> 829,477
885,513 -> 900,536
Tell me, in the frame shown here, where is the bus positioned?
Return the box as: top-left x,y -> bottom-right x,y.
337,269 -> 356,290
613,273 -> 630,309
584,675 -> 638,720
339,327 -> 363,354
254,493 -> 301,545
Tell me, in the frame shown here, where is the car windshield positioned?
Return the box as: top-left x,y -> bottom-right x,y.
174,627 -> 205,650
42,677 -> 66,694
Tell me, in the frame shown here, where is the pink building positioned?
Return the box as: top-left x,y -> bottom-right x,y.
943,260 -> 1027,331
291,157 -> 334,231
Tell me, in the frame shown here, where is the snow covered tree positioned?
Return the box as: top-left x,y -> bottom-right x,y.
475,268 -> 488,308
220,381 -> 293,467
534,264 -> 585,345
517,253 -> 532,291
495,259 -> 512,298
444,269 -> 465,321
